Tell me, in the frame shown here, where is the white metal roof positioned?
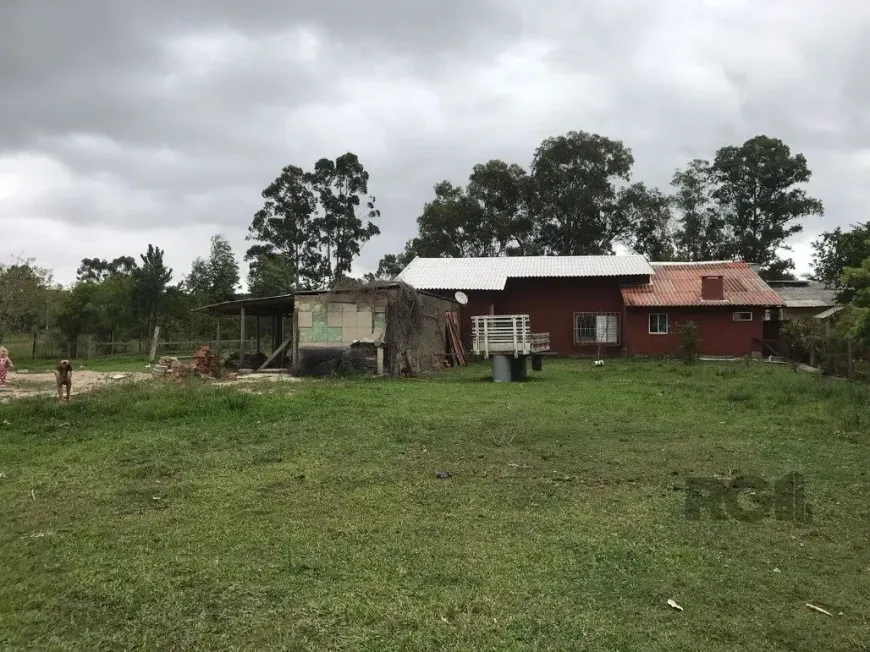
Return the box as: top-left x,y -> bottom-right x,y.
396,255 -> 654,290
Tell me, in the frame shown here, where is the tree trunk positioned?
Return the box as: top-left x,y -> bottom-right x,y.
31,330 -> 38,360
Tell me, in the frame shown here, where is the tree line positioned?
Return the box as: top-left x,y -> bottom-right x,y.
2,130 -> 870,357
372,132 -> 823,280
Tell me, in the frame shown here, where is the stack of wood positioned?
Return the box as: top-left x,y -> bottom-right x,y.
444,312 -> 468,367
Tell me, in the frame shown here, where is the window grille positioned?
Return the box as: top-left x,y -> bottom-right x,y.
574,312 -> 620,345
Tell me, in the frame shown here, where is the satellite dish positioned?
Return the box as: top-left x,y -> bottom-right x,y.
454,291 -> 468,305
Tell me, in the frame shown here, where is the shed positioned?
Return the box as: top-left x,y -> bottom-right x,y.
767,280 -> 838,321
194,281 -> 459,376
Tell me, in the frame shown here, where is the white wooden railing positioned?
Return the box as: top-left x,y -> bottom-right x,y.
471,315 -> 551,358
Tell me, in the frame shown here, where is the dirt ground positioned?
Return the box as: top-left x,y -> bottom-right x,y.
0,370 -> 152,402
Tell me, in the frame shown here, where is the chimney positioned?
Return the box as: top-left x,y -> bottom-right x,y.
701,275 -> 724,301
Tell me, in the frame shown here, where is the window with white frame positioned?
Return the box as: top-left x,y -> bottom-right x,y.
574,312 -> 619,345
733,311 -> 753,322
649,313 -> 668,334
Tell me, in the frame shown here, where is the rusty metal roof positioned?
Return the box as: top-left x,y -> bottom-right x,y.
621,262 -> 783,307
396,255 -> 654,290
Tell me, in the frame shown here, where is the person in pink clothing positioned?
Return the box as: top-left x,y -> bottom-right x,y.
0,346 -> 14,388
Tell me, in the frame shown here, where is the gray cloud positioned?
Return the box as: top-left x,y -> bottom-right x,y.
2,0 -> 869,285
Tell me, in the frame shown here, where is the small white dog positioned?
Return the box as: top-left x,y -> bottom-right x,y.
594,360 -> 604,367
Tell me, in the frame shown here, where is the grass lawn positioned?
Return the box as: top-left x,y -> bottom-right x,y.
0,360 -> 868,651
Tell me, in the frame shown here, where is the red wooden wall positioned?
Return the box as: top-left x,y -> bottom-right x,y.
458,276 -> 646,355
623,307 -> 764,357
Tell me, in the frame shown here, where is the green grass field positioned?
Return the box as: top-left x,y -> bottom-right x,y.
0,360 -> 868,651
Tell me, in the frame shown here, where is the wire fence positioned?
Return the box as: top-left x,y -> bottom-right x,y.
13,335 -> 263,361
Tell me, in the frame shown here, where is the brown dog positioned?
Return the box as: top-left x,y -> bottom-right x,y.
56,360 -> 72,401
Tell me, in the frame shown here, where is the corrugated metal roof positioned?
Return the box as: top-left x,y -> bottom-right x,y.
814,306 -> 844,320
621,262 -> 783,307
396,255 -> 654,290
769,282 -> 837,308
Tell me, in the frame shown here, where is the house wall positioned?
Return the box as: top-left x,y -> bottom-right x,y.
458,276 -> 648,355
295,289 -> 457,373
623,306 -> 764,357
295,292 -> 388,348
404,293 -> 459,372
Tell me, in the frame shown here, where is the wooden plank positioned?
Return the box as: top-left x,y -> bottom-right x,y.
148,326 -> 160,362
456,316 -> 467,366
256,336 -> 292,371
446,312 -> 464,366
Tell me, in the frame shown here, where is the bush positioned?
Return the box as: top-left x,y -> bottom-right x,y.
674,321 -> 701,364
780,319 -> 825,364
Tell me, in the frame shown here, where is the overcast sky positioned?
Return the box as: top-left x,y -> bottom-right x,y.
2,0 -> 868,287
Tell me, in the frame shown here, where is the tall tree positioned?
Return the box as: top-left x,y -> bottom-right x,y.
529,131 -> 635,255
466,159 -> 536,255
616,183 -> 676,261
671,159 -> 729,261
76,256 -> 137,282
246,250 -> 297,298
414,181 -> 489,257
310,153 -> 381,283
132,245 -> 173,341
56,282 -> 101,358
247,164 -> 320,290
841,254 -> 870,345
811,222 -> 870,295
185,234 -> 240,304
710,135 -> 823,278
368,241 -> 419,281
0,258 -> 54,348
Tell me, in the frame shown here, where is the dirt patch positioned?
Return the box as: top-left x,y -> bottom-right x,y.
0,370 -> 152,402
212,373 -> 303,395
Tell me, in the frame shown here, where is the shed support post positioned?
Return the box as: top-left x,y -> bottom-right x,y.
376,346 -> 384,376
239,307 -> 246,368
278,316 -> 285,368
291,310 -> 299,371
256,316 -> 261,353
216,318 -> 222,356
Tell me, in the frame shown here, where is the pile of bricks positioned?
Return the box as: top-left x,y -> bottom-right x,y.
152,356 -> 181,378
191,345 -> 220,377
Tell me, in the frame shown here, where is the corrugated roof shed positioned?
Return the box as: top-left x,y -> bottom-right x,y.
814,306 -> 844,320
396,255 -> 654,290
767,281 -> 838,308
621,262 -> 783,307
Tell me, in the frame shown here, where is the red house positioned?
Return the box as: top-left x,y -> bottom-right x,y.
621,262 -> 784,357
396,256 -> 783,358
